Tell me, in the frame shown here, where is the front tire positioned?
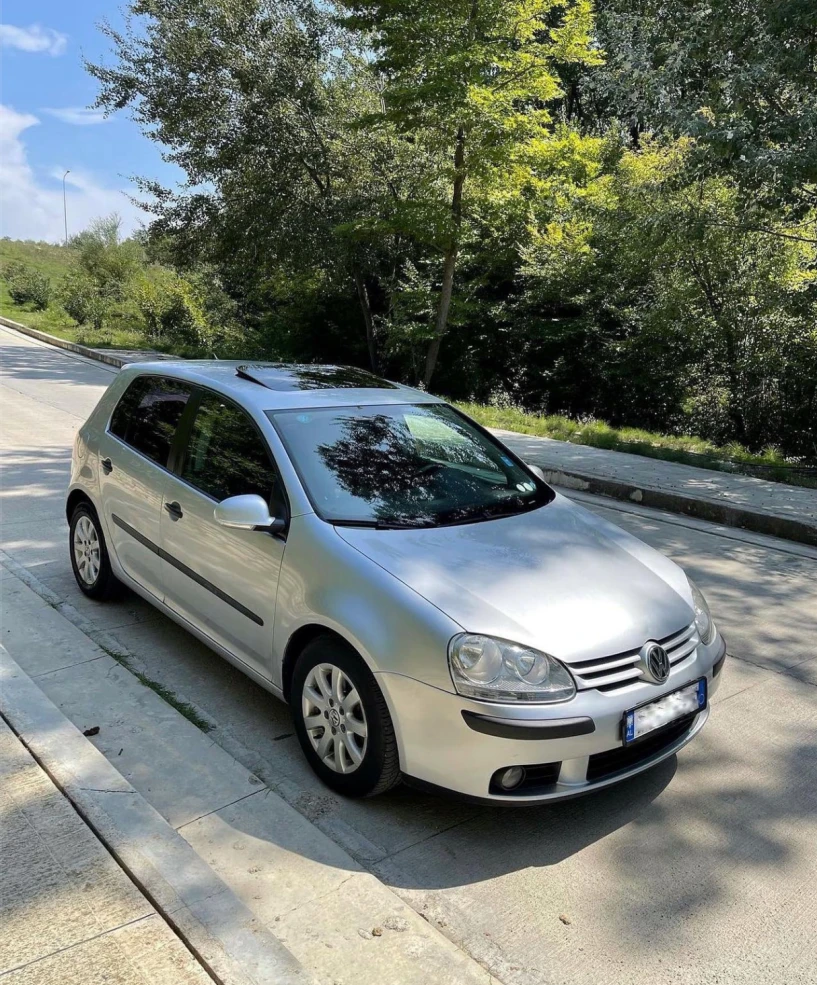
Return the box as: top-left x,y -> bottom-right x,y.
291,635 -> 401,798
69,503 -> 119,600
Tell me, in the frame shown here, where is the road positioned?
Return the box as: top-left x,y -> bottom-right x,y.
2,323 -> 816,985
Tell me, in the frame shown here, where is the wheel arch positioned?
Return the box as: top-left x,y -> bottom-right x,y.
281,623 -> 356,701
66,487 -> 96,523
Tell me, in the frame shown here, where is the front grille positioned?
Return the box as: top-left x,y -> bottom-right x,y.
586,713 -> 697,782
567,623 -> 699,693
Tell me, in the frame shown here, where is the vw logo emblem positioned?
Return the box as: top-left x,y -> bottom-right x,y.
639,642 -> 671,684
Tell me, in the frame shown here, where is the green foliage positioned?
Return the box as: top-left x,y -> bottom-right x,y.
337,0 -> 603,382
59,271 -> 108,329
133,269 -> 211,348
2,261 -> 52,310
516,138 -> 817,456
8,0 -> 803,466
582,0 -> 817,218
70,214 -> 144,302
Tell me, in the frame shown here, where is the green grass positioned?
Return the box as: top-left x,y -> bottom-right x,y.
0,237 -> 159,351
0,238 -> 73,280
0,282 -> 153,350
95,640 -> 214,733
456,402 -> 816,488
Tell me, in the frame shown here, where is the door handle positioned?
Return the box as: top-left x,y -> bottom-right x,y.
164,501 -> 183,521
101,457 -> 113,475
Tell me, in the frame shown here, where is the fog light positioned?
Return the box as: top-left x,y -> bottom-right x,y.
497,766 -> 526,790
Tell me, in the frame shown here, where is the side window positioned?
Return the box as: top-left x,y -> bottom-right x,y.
109,376 -> 192,467
181,393 -> 284,511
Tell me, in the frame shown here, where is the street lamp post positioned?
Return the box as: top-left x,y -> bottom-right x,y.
62,170 -> 71,245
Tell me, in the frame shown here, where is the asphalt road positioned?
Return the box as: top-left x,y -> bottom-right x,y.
2,323 -> 816,985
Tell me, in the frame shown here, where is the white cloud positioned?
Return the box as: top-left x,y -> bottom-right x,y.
0,23 -> 67,57
42,107 -> 109,126
0,104 -> 146,243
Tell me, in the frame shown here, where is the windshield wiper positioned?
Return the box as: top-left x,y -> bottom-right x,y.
435,498 -> 538,527
331,518 -> 440,530
375,519 -> 440,530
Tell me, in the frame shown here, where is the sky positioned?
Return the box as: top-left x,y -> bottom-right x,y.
1,1 -> 183,242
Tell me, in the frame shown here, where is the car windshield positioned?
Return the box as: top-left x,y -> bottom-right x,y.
268,403 -> 554,528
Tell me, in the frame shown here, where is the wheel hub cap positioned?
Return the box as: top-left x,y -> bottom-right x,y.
302,663 -> 368,774
73,516 -> 101,586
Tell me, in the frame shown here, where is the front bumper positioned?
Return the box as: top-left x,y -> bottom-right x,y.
377,631 -> 726,803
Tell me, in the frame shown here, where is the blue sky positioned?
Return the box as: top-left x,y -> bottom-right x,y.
1,1 -> 182,241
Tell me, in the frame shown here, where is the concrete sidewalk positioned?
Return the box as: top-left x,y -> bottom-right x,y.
0,563 -> 492,985
0,715 -> 212,985
496,429 -> 817,546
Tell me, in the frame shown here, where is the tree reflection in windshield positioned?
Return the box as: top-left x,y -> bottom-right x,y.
317,413 -> 442,525
270,403 -> 552,528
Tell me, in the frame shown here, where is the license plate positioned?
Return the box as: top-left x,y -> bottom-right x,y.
623,678 -> 707,745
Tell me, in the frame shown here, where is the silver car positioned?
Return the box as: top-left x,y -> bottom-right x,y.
67,361 -> 726,802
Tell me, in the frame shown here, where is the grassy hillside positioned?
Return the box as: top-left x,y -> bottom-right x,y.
0,238 -> 73,280
0,238 -> 76,334
0,237 -> 145,345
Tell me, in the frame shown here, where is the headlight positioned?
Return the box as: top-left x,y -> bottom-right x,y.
689,579 -> 716,645
448,634 -> 576,703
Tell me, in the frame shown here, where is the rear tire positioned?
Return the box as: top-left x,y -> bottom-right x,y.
291,634 -> 401,798
69,502 -> 119,600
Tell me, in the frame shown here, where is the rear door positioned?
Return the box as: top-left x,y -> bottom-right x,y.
98,375 -> 193,600
159,389 -> 288,679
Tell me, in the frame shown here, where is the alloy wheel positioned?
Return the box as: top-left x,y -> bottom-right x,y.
73,515 -> 101,586
301,662 -> 368,774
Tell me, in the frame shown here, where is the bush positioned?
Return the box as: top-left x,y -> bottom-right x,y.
3,261 -> 51,310
133,271 -> 211,348
60,271 -> 108,329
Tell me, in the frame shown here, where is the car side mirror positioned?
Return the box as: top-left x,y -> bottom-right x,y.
214,494 -> 285,534
528,464 -> 546,481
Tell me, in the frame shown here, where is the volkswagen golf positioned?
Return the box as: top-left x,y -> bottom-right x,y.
67,362 -> 726,802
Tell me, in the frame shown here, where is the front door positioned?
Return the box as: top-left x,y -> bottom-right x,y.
98,375 -> 193,600
159,390 -> 287,679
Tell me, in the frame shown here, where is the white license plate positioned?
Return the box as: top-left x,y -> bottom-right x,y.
623,679 -> 707,745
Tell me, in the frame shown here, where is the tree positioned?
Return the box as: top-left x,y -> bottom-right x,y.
88,0 -> 427,371
584,0 -> 817,223
519,138 -> 817,454
69,214 -> 143,300
337,0 -> 602,385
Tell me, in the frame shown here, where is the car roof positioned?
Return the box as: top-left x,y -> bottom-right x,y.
123,360 -> 444,411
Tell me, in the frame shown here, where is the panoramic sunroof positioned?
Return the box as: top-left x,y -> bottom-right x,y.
236,363 -> 398,391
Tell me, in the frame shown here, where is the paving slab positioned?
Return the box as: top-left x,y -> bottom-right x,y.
2,577 -> 254,827
1,645 -> 314,985
181,791 -> 490,985
4,916 -> 209,985
0,716 -> 211,985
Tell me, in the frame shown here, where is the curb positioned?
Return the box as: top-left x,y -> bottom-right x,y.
0,644 -> 315,985
0,315 -> 130,367
534,466 -> 817,548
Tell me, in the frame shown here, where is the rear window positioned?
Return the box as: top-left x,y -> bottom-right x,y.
109,376 -> 192,467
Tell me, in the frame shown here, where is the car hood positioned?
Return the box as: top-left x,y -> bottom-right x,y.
335,493 -> 693,664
